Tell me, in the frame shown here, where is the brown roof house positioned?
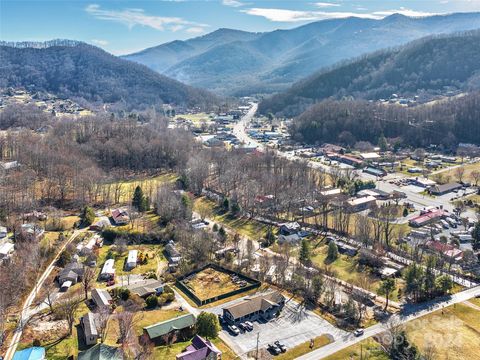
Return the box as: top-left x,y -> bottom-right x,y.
222,291 -> 284,325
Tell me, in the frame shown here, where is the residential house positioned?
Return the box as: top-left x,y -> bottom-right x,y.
126,249 -> 138,270
0,225 -> 7,239
279,222 -> 301,236
176,335 -> 222,360
429,183 -> 463,196
222,291 -> 285,325
78,344 -> 123,360
0,160 -> 20,171
20,223 -> 44,241
100,259 -> 115,280
0,242 -> 15,260
425,240 -> 464,262
12,347 -> 46,360
143,313 -> 196,344
277,233 -> 301,245
347,196 -> 377,212
58,261 -> 84,285
111,208 -> 129,225
81,312 -> 99,346
127,279 -> 164,298
90,216 -> 111,231
91,288 -> 112,308
165,240 -> 182,264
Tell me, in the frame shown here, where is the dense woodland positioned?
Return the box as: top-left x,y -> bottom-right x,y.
259,31 -> 480,117
289,92 -> 480,148
0,42 -> 218,111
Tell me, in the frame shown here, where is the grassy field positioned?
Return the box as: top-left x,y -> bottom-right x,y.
175,113 -> 213,124
311,245 -> 404,300
436,162 -> 480,183
182,267 -> 250,301
276,335 -> 332,360
95,244 -> 165,283
105,172 -> 178,205
406,302 -> 480,360
324,338 -> 388,360
194,197 -> 270,239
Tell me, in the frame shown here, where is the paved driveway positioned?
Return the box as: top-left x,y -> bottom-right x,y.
209,296 -> 347,355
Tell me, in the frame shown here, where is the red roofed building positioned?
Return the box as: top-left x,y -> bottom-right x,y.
409,209 -> 445,227
425,240 -> 463,262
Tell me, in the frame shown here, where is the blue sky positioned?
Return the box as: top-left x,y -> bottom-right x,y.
1,0 -> 479,55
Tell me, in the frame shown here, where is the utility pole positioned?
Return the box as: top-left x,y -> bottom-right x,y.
255,332 -> 260,360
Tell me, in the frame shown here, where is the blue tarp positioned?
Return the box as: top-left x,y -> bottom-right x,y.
13,347 -> 45,360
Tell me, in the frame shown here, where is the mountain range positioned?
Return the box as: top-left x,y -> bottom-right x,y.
258,30 -> 480,117
123,12 -> 480,95
0,41 -> 217,111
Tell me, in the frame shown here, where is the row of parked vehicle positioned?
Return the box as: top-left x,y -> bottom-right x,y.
226,320 -> 254,335
267,341 -> 287,355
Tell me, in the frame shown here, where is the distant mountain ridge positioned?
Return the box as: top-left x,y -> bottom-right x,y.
258,30 -> 480,117
0,39 -> 83,49
0,42 -> 217,111
123,12 -> 480,95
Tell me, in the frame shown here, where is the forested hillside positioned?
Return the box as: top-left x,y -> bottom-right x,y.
259,31 -> 480,117
290,92 -> 480,148
0,42 -> 218,111
124,13 -> 480,95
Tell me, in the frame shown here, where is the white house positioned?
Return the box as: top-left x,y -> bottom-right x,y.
0,242 -> 15,260
126,250 -> 138,270
0,226 -> 7,239
100,259 -> 115,280
81,312 -> 99,346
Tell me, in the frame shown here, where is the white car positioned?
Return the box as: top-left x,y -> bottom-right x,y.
354,329 -> 364,337
228,325 -> 240,335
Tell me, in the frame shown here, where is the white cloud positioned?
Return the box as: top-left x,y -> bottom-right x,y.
241,8 -> 379,22
314,2 -> 340,8
91,39 -> 108,46
85,4 -> 209,32
372,7 -> 438,17
242,6 -> 440,22
222,0 -> 246,7
186,27 -> 206,34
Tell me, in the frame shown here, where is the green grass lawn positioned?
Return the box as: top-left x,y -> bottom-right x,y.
324,338 -> 388,360
174,112 -> 213,124
276,335 -> 332,360
406,302 -> 480,360
105,172 -> 178,205
194,197 -> 269,239
311,245 -> 404,300
95,244 -> 164,283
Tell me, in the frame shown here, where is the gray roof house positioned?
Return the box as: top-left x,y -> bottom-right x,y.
91,288 -> 112,308
81,312 -> 99,346
58,262 -> 84,285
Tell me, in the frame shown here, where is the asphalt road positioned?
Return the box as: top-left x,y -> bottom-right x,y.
297,285 -> 480,360
3,229 -> 85,360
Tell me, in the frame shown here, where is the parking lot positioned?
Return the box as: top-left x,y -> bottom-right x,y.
207,295 -> 347,355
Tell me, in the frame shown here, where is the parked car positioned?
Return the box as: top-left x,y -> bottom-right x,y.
267,344 -> 281,355
238,323 -> 248,332
228,325 -> 240,335
245,321 -> 254,331
354,329 -> 364,337
218,315 -> 225,324
274,341 -> 287,352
